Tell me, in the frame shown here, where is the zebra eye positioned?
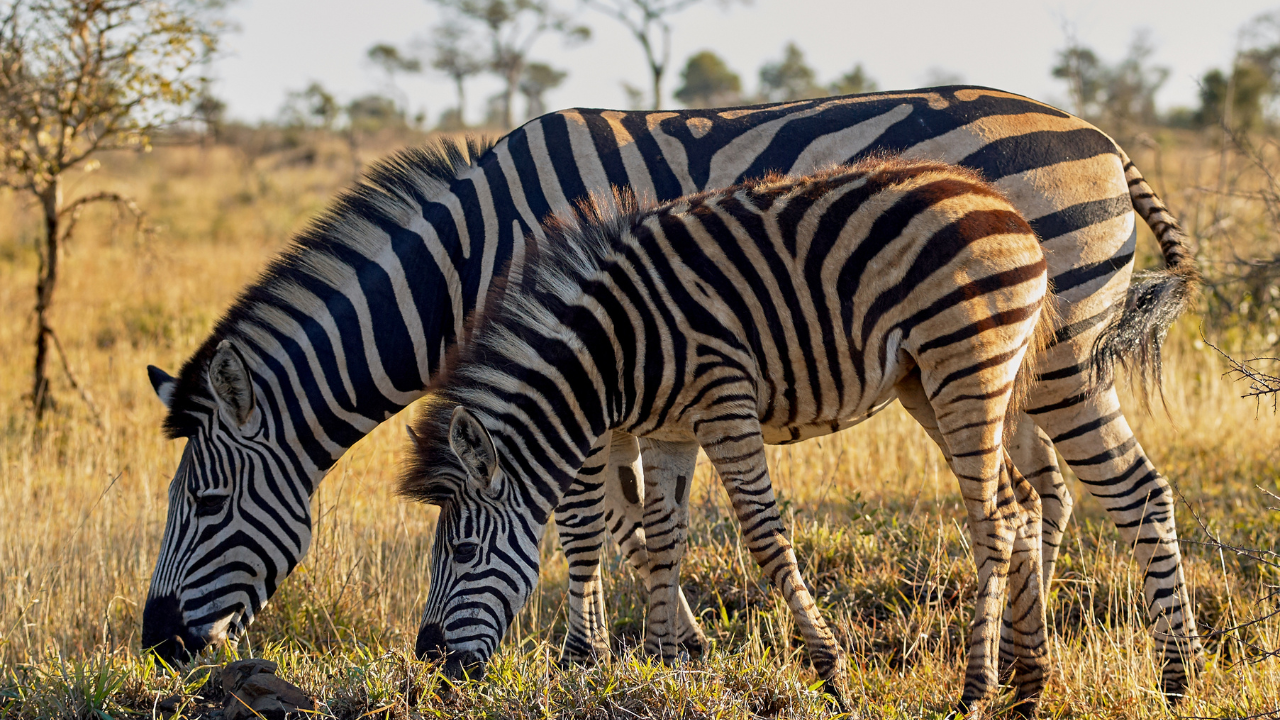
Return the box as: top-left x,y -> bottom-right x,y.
453,541 -> 479,564
194,492 -> 229,517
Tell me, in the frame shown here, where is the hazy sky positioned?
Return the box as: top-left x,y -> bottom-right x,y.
213,0 -> 1280,125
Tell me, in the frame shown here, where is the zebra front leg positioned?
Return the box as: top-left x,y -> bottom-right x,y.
636,438 -> 700,663
556,434 -> 613,665
605,431 -> 706,656
695,414 -> 848,704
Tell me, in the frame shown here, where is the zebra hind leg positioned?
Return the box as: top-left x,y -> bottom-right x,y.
899,371 -> 1049,712
1026,385 -> 1203,699
556,435 -> 613,666
635,438 -> 700,663
1001,417 -> 1071,683
605,431 -> 706,657
1000,449 -> 1049,715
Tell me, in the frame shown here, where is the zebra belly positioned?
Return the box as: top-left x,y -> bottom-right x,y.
759,396 -> 898,445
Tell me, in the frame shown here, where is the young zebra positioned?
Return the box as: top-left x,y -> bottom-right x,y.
401,158 -> 1053,713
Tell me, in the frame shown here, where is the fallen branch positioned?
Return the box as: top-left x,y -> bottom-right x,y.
46,327 -> 103,429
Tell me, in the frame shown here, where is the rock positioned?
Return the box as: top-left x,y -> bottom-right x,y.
220,658 -> 315,720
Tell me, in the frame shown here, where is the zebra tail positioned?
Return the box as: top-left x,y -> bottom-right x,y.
1089,152 -> 1200,406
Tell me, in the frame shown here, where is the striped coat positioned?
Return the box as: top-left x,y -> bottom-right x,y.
401,158 -> 1052,712
141,88 -> 1199,697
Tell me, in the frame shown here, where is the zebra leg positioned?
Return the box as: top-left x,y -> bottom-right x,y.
999,417 -> 1071,683
917,356 -> 1046,715
1026,385 -> 1202,697
555,434 -> 613,666
1006,417 -> 1071,600
694,414 -> 848,703
899,371 -> 1049,709
1001,449 -> 1049,714
604,431 -> 706,655
635,437 -> 700,663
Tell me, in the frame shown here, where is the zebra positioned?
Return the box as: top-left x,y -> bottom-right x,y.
140,86 -> 1200,697
400,158 -> 1054,713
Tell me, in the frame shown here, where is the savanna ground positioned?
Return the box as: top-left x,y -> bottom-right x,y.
1,127 -> 1278,719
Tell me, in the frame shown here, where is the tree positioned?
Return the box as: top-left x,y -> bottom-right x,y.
1101,31 -> 1168,136
758,42 -> 822,102
673,50 -> 740,108
1050,31 -> 1168,137
519,61 -> 565,118
425,19 -> 485,127
346,93 -> 405,134
828,63 -> 877,96
1196,63 -> 1271,131
430,0 -> 589,129
280,81 -> 340,130
0,0 -> 222,420
193,85 -> 227,143
367,42 -> 422,112
1052,44 -> 1105,118
583,0 -> 745,111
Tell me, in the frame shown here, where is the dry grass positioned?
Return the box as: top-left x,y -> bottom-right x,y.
1,132 -> 1278,719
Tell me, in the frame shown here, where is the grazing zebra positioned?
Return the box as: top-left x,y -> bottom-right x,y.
141,86 -> 1200,697
401,158 -> 1053,712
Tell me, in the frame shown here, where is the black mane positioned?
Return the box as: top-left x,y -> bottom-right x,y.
163,135 -> 497,438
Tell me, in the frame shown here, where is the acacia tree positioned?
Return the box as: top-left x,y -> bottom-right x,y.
519,61 -> 565,118
0,0 -> 221,420
430,0 -> 588,130
673,49 -> 739,108
367,42 -> 423,114
425,19 -> 486,127
583,0 -> 742,110
758,42 -> 822,102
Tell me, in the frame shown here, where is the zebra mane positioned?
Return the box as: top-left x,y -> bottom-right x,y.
398,188 -> 646,504
398,158 -> 956,503
162,135 -> 497,439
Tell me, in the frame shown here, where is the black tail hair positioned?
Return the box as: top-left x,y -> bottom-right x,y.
1090,154 -> 1200,407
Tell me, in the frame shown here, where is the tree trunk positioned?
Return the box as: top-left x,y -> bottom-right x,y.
32,177 -> 61,420
651,64 -> 663,111
501,81 -> 515,130
455,75 -> 467,127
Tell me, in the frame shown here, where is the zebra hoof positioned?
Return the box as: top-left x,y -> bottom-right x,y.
678,630 -> 707,660
1008,696 -> 1039,718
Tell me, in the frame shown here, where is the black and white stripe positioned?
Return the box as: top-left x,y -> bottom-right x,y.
142,87 -> 1200,696
400,159 -> 1052,711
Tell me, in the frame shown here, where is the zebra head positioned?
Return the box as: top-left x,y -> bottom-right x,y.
406,405 -> 549,681
141,339 -> 312,664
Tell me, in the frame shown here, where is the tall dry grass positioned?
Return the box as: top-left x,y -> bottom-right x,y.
0,131 -> 1277,718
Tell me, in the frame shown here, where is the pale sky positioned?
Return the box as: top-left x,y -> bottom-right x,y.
212,0 -> 1280,125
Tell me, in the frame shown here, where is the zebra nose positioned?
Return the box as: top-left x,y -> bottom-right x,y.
141,594 -> 205,665
415,621 -> 447,662
443,649 -> 487,681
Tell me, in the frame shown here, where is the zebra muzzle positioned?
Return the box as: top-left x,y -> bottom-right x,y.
141,594 -> 207,665
416,622 -> 486,680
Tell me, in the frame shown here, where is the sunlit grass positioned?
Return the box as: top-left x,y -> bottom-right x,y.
1,135 -> 1278,718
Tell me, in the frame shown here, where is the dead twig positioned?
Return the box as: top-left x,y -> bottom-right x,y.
45,327 -> 103,429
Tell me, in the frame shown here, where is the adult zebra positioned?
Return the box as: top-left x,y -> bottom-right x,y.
400,158 -> 1054,713
141,86 -> 1200,695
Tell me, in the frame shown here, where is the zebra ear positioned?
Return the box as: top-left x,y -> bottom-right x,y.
448,406 -> 498,491
207,340 -> 259,432
147,365 -> 177,409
